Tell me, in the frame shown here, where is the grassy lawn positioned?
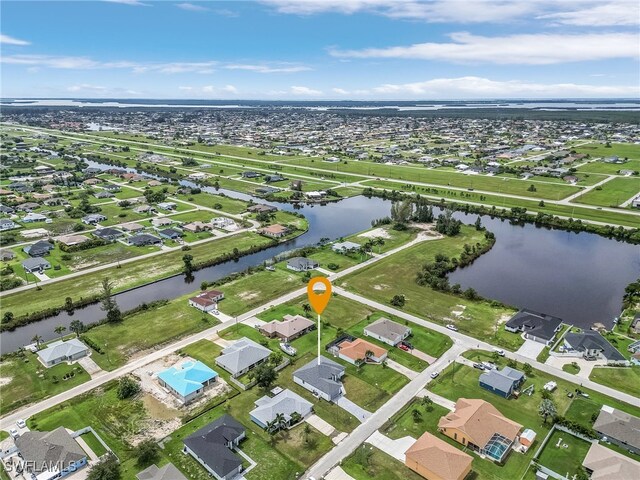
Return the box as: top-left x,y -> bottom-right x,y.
562,363 -> 581,375
382,398 -> 450,440
536,430 -> 591,478
2,231 -> 272,318
573,177 -> 640,207
338,226 -> 521,350
345,225 -> 418,253
589,366 -> 640,398
216,267 -> 306,317
171,190 -> 248,214
0,350 -> 90,415
563,397 -> 602,429
80,430 -> 108,457
83,294 -> 219,370
306,247 -> 363,271
342,445 -> 425,480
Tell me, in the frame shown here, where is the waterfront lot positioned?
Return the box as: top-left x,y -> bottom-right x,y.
573,177 -> 640,207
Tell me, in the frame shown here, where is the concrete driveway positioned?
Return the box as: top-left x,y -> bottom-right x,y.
336,396 -> 371,422
385,359 -> 418,379
516,339 -> 547,360
366,431 -> 415,462
77,356 -> 104,377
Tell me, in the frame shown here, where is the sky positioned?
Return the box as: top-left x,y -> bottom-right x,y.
1,0 -> 639,100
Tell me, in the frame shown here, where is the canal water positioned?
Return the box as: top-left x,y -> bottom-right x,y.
1,167 -> 638,352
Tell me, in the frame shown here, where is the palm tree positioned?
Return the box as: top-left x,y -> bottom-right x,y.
375,237 -> 385,253
274,412 -> 287,431
54,325 -> 66,340
539,399 -> 557,424
302,303 -> 312,316
365,350 -> 374,363
411,408 -> 422,422
69,320 -> 85,337
355,358 -> 365,371
31,334 -> 43,350
303,423 -> 312,443
421,395 -> 434,412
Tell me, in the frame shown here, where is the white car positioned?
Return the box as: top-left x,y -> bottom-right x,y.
430,371 -> 439,379
9,429 -> 19,439
446,324 -> 458,332
16,419 -> 26,429
493,348 -> 505,356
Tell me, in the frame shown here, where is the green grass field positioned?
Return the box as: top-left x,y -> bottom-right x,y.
573,177 -> 640,207
536,430 -> 591,478
589,366 -> 640,398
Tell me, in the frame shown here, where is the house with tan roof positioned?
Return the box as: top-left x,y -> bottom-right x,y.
259,314 -> 315,342
438,398 -> 522,463
258,224 -> 289,238
405,431 -> 473,480
582,442 -> 640,480
329,336 -> 388,365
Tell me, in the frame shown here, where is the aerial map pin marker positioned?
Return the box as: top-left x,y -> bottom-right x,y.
307,277 -> 332,314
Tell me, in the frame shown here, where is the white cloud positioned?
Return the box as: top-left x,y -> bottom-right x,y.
225,63 -> 311,73
103,0 -> 151,6
332,87 -> 349,94
290,85 -> 322,95
67,84 -> 107,92
196,85 -> 238,95
222,84 -> 238,94
0,34 -> 31,46
262,0 -> 639,26
176,2 -> 209,12
330,32 -> 640,64
370,76 -> 639,98
537,1 -> 639,26
178,86 -> 194,91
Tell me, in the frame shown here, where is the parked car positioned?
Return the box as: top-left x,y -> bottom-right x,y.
493,348 -> 505,356
473,363 -> 485,370
430,371 -> 439,379
482,362 -> 496,370
16,419 -> 26,429
446,324 -> 458,332
399,344 -> 410,352
9,429 -> 19,439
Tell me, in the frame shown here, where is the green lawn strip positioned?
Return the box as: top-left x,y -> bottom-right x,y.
536,430 -> 591,478
382,398 -> 449,440
589,366 -> 640,398
577,160 -> 640,175
0,351 -> 90,415
573,177 -> 640,207
79,430 -> 108,457
306,247 -> 363,271
338,227 -> 522,350
562,363 -> 581,375
2,231 -> 272,318
171,191 -> 249,215
342,445 -> 425,480
574,143 -> 640,161
83,294 -> 219,371
362,180 -> 640,228
341,361 -> 409,411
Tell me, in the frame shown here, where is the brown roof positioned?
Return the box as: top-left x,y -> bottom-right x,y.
582,443 -> 640,480
260,224 -> 288,235
338,338 -> 387,361
405,432 -> 473,480
438,398 -> 522,448
260,314 -> 314,338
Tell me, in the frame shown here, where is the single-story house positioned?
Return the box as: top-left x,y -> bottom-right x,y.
23,240 -> 54,257
211,217 -> 234,228
242,171 -> 261,178
93,227 -> 124,241
183,414 -> 245,480
250,388 -> 313,430
94,191 -> 114,199
136,463 -> 187,480
37,338 -> 90,367
438,398 -> 523,463
286,256 -> 319,272
247,204 -> 277,214
157,202 -> 177,211
0,248 -> 16,261
22,212 -> 48,223
405,431 -> 473,480
332,241 -> 361,254
259,224 -> 289,238
259,314 -> 315,342
183,221 -> 212,233
188,289 -> 224,312
120,222 -> 145,232
15,427 -> 87,479
582,442 -> 640,480
479,366 -> 525,398
151,217 -> 173,227
216,337 -> 272,377
562,331 -> 627,364
0,218 -> 18,231
157,228 -> 183,240
334,337 -> 388,365
128,233 -> 162,247
157,360 -> 218,404
364,317 -> 411,346
265,174 -> 285,183
593,405 -> 640,455
58,234 -> 90,247
504,309 -> 563,345
22,257 -> 51,273
293,356 -> 345,402
82,213 -> 107,225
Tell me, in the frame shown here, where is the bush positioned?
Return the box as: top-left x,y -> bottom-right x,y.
116,376 -> 140,400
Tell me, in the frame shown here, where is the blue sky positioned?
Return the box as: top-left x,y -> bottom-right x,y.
1,0 -> 639,99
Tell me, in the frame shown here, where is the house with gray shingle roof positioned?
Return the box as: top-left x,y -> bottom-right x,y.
250,388 -> 313,430
137,463 -> 187,480
593,406 -> 640,455
479,366 -> 525,398
364,317 -> 411,346
562,331 -> 627,364
22,257 -> 51,274
293,356 -> 345,402
37,338 -> 89,367
15,427 -> 87,478
215,337 -> 271,377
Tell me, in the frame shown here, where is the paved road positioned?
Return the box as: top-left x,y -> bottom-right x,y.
304,344 -> 465,479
